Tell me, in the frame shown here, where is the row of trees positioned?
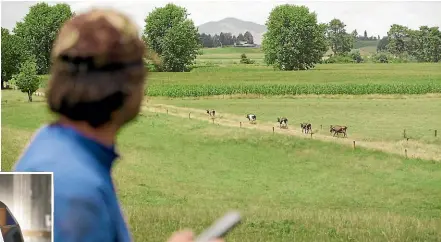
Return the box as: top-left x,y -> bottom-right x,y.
386,24 -> 441,62
1,2 -> 73,89
143,4 -> 199,72
1,2 -> 201,85
263,4 -> 441,70
262,5 -> 363,70
198,31 -> 254,48
352,30 -> 380,41
2,2 -> 441,82
376,24 -> 441,63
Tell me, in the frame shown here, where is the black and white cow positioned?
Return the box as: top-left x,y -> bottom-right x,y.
246,114 -> 257,123
301,123 -> 312,134
277,117 -> 288,128
206,109 -> 216,117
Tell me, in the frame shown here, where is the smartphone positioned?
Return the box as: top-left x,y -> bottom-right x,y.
194,211 -> 242,242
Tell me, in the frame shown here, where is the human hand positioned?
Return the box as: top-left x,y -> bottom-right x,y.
167,230 -> 224,242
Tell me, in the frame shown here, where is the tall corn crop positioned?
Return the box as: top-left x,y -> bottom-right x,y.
146,82 -> 441,97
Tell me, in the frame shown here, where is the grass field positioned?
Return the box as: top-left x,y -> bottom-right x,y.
3,41 -> 441,241
196,40 -> 379,64
196,47 -> 264,64
2,90 -> 441,241
199,47 -> 264,59
353,40 -> 379,49
152,95 -> 441,145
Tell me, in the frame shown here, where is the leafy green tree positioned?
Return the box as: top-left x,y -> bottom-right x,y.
198,33 -> 215,48
240,54 -> 255,64
236,33 -> 245,43
262,4 -> 328,71
386,24 -> 441,62
160,20 -> 200,71
372,52 -> 389,63
143,3 -> 200,72
8,74 -> 19,90
407,26 -> 441,62
427,27 -> 441,62
13,3 -> 73,75
223,32 -> 234,45
1,27 -> 11,88
212,34 -> 221,48
1,28 -> 26,89
407,27 -> 427,62
387,24 -> 410,56
15,56 -> 41,102
326,18 -> 354,56
377,36 -> 389,52
349,50 -> 363,63
243,31 -> 254,44
352,29 -> 358,38
219,32 -> 226,47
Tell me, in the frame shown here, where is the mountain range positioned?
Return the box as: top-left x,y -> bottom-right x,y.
197,17 -> 267,45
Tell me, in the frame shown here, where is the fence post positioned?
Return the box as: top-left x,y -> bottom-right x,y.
405,149 -> 408,159
403,129 -> 406,138
240,122 -> 242,128
189,113 -> 191,119
435,130 -> 438,137
353,141 -> 356,150
167,109 -> 169,114
272,127 -> 275,134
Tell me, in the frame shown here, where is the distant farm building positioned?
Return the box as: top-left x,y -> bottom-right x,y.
234,41 -> 257,48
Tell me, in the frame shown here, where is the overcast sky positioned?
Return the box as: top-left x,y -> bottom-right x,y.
1,0 -> 441,37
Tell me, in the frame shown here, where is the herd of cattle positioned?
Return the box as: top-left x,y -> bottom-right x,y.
206,109 -> 348,137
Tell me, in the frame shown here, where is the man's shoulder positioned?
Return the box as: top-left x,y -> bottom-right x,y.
15,125 -> 108,189
14,125 -> 90,171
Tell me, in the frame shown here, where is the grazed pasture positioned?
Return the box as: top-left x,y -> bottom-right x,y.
3,47 -> 441,241
152,95 -> 441,144
2,91 -> 441,242
195,43 -> 379,64
144,97 -> 441,162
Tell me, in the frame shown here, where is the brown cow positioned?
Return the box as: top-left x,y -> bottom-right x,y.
330,125 -> 348,137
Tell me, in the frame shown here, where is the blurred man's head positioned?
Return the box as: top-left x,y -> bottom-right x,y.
47,9 -> 146,130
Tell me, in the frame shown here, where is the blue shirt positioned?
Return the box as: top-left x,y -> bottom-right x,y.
14,124 -> 131,242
